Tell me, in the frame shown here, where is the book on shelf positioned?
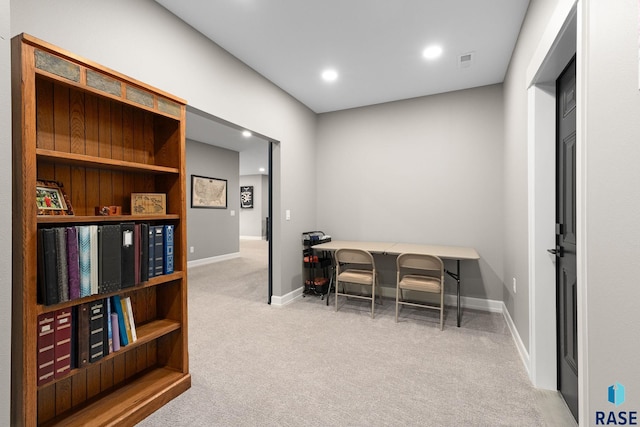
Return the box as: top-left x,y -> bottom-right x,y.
98,224 -> 122,294
38,228 -> 59,306
105,296 -> 113,354
77,226 -> 92,298
120,297 -> 134,344
140,223 -> 149,282
53,308 -> 72,379
76,303 -> 90,368
147,224 -> 155,279
111,312 -> 121,351
134,224 -> 141,285
66,226 -> 81,301
89,225 -> 99,296
153,225 -> 164,277
163,224 -> 174,274
121,222 -> 136,288
88,299 -> 105,363
54,228 -> 69,303
36,312 -> 55,386
122,296 -> 137,343
110,295 -> 129,347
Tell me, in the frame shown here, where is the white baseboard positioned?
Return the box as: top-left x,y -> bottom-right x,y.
270,286 -> 304,307
187,252 -> 240,268
444,294 -> 503,313
502,302 -> 531,376
240,235 -> 266,240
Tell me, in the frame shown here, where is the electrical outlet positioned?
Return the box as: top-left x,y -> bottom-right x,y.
190,246 -> 194,254
512,277 -> 517,294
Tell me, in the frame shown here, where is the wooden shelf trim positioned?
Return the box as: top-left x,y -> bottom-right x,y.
42,368 -> 191,427
37,214 -> 180,224
37,319 -> 182,391
36,149 -> 180,174
37,271 -> 185,314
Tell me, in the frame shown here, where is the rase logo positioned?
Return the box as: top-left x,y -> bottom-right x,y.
596,382 -> 638,425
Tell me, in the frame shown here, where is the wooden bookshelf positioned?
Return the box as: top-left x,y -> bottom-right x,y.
11,33 -> 190,426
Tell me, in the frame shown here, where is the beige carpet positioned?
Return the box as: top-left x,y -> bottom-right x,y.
138,240 -> 575,426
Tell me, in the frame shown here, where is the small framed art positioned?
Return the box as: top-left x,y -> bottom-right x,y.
36,180 -> 74,215
240,186 -> 254,209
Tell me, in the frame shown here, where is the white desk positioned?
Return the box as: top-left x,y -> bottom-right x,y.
312,240 -> 479,327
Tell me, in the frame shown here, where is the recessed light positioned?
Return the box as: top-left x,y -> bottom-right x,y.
422,45 -> 443,60
321,69 -> 338,82
242,130 -> 252,138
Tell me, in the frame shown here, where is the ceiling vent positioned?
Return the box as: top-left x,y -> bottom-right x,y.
458,52 -> 475,69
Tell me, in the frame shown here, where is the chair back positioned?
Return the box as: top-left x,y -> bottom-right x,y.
335,248 -> 375,266
397,253 -> 443,274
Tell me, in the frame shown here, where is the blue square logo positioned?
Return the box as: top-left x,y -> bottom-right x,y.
608,382 -> 626,407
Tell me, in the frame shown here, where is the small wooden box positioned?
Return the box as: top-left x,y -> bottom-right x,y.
95,205 -> 122,216
131,193 -> 166,215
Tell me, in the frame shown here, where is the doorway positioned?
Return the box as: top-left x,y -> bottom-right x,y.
185,106 -> 275,303
555,57 -> 578,421
527,1 -> 581,422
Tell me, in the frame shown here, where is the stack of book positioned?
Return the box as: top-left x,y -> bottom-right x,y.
37,296 -> 138,386
37,223 -> 175,306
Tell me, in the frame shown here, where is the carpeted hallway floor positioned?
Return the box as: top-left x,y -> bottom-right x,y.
137,240 -> 576,426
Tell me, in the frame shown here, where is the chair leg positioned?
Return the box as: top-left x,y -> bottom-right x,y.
395,286 -> 399,323
371,284 -> 375,319
439,290 -> 444,330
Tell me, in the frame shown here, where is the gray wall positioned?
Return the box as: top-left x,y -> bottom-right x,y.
240,174 -> 268,239
502,0 -> 560,354
0,0 -> 12,422
316,84 -> 505,300
581,0 -> 640,419
187,140 -> 240,260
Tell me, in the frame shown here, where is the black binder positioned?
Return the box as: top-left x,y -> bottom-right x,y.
76,303 -> 90,368
148,225 -> 155,279
98,224 -> 121,294
120,222 -> 136,288
153,225 -> 164,277
140,223 -> 149,282
38,228 -> 59,305
88,299 -> 105,363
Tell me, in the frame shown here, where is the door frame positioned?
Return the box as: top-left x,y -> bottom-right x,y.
526,0 -> 588,424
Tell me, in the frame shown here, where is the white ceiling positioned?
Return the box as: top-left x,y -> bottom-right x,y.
186,107 -> 270,176
156,0 -> 530,113
160,1 -> 531,174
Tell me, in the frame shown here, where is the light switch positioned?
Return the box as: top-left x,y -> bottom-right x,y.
230,210 -> 235,216
286,209 -> 291,220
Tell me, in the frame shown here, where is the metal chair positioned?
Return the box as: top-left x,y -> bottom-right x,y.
334,248 -> 378,318
396,253 -> 445,330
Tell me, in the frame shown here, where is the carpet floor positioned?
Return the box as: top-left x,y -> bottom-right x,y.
137,240 -> 576,426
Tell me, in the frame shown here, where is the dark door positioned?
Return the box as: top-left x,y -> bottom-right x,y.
555,56 -> 578,421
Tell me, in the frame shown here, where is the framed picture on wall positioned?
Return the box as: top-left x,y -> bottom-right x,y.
191,175 -> 227,208
240,186 -> 254,209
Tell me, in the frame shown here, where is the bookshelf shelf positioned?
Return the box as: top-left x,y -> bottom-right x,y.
12,33 -> 190,426
40,367 -> 191,427
36,272 -> 185,315
36,149 -> 181,174
37,214 -> 180,225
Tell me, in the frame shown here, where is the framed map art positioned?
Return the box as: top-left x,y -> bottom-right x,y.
191,175 -> 227,208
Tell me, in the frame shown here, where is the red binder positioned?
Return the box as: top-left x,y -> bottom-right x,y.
54,308 -> 72,379
37,312 -> 55,386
